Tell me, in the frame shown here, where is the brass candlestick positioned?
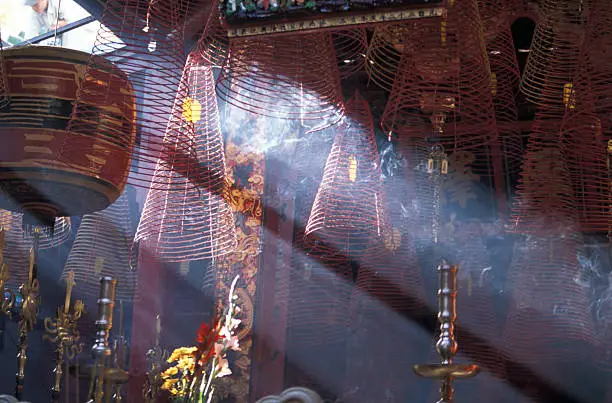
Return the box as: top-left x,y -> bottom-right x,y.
143,313 -> 167,402
87,276 -> 117,403
414,262 -> 480,403
15,228 -> 41,400
44,271 -> 85,402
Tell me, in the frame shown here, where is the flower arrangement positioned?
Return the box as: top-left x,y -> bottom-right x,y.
161,275 -> 242,402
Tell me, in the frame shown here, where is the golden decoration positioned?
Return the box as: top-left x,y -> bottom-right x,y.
182,97 -> 202,123
234,288 -> 254,340
563,83 -> 575,110
348,155 -> 358,182
384,227 -> 402,251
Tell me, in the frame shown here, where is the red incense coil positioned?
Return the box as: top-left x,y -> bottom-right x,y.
503,235 -> 594,365
578,0 -> 612,141
216,32 -> 344,128
305,91 -> 389,258
61,0 -> 203,190
286,249 -> 353,346
61,192 -> 136,301
196,5 -> 228,67
332,28 -> 367,80
560,88 -> 610,234
380,0 -> 505,192
519,0 -> 586,107
0,211 -> 71,287
134,53 -> 236,262
0,29 -> 7,110
480,0 -> 523,176
364,24 -> 412,92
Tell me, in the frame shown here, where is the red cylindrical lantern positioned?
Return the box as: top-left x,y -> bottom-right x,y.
0,46 -> 135,225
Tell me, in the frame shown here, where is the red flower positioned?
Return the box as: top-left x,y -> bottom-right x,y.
195,316 -> 221,364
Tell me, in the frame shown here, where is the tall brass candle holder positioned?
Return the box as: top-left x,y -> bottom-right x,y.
414,262 -> 480,403
143,314 -> 167,402
15,228 -> 41,400
44,271 -> 85,402
87,276 -> 117,403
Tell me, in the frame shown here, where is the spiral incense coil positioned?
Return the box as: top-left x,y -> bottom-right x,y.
0,211 -> 70,287
578,0 -> 612,141
216,32 -> 344,128
560,86 -> 610,234
305,91 -> 389,258
286,249 -> 353,346
332,28 -> 367,80
62,193 -> 136,301
381,0 -> 502,176
365,24 -> 412,92
480,0 -> 524,176
509,113 -> 577,236
503,235 -> 594,366
134,53 -> 236,262
343,236 -> 429,402
196,5 -> 229,67
61,0 -> 204,190
0,29 -> 7,110
519,0 -> 586,107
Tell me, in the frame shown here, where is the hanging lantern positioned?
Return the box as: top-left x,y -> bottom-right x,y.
0,46 -> 136,227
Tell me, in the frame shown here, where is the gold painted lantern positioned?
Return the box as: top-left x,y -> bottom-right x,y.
0,46 -> 136,226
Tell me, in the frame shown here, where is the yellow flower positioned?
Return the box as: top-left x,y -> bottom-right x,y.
161,366 -> 178,378
167,346 -> 197,363
161,378 -> 178,391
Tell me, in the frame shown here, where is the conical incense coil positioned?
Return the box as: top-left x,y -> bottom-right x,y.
60,0 -> 205,190
364,24 -> 412,92
480,0 -> 523,176
216,32 -> 344,128
343,234 -> 429,402
519,0 -> 586,107
195,5 -> 228,67
305,92 -> 389,257
332,28 -> 367,80
0,211 -> 71,287
61,193 -> 136,301
509,114 -> 576,236
560,87 -> 610,234
503,235 -> 595,366
0,29 -> 7,110
577,0 -> 612,140
134,54 -> 236,262
287,249 -> 353,347
381,1 -> 501,174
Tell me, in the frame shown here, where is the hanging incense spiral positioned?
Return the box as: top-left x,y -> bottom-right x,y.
44,271 -> 85,402
414,262 -> 480,402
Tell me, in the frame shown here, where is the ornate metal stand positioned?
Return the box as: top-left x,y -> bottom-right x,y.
0,229 -> 15,318
44,271 -> 85,402
143,313 -> 167,402
414,262 -> 480,403
87,276 -> 117,403
15,229 -> 41,400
